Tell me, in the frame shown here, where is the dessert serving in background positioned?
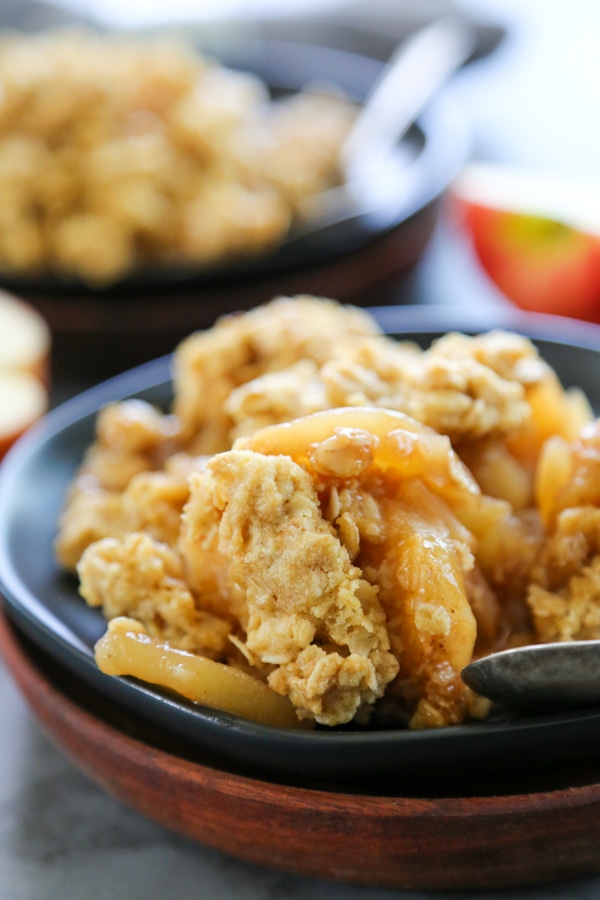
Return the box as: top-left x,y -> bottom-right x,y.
0,29 -> 356,284
0,28 -> 470,381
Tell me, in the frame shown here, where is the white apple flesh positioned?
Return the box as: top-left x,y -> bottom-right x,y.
0,371 -> 47,458
0,290 -> 51,383
0,291 -> 50,458
452,163 -> 600,236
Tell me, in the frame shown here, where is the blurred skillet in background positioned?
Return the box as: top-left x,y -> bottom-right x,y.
0,2 -> 505,382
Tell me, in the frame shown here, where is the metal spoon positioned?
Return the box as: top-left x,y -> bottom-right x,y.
288,16 -> 475,237
461,641 -> 600,713
340,15 -> 475,181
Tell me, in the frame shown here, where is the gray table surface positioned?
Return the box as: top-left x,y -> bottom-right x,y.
3,0 -> 600,897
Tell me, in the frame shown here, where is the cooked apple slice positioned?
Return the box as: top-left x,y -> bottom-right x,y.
0,290 -> 51,384
0,371 -> 48,459
451,163 -> 600,321
95,617 -> 308,730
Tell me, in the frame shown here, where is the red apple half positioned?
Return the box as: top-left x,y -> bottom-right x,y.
450,163 -> 600,322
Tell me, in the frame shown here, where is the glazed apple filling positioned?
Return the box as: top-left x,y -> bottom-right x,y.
55,295 -> 599,729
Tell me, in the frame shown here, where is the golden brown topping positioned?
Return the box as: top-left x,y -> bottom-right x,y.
55,478 -> 125,572
224,326 -> 552,449
181,450 -> 398,725
78,532 -> 231,657
173,295 -> 380,451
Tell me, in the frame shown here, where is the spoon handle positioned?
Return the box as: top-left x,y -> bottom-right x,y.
341,17 -> 475,179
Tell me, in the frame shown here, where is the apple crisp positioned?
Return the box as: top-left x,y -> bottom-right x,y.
55,295 -> 599,729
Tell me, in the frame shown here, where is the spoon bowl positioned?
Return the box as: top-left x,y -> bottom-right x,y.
462,641 -> 600,712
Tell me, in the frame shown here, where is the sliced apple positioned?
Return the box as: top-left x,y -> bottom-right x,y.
450,163 -> 600,321
0,290 -> 51,384
0,370 -> 48,459
0,291 -> 51,459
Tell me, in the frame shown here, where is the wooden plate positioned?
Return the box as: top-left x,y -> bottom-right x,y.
3,609 -> 600,891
